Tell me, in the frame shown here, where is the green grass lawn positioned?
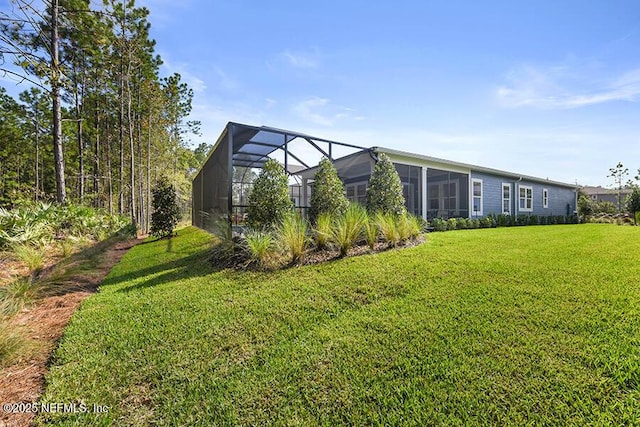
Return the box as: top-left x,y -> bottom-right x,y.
38,225 -> 640,426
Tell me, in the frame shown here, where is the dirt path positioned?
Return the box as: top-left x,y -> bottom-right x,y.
0,238 -> 141,427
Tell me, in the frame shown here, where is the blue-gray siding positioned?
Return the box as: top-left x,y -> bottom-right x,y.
471,171 -> 575,217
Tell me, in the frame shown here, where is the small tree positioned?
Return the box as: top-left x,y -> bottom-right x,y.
626,187 -> 640,225
247,159 -> 293,229
309,158 -> 349,224
577,190 -> 594,219
366,153 -> 406,216
608,162 -> 629,211
151,177 -> 180,238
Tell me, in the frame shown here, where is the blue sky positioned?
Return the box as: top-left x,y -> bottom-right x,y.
3,0 -> 640,186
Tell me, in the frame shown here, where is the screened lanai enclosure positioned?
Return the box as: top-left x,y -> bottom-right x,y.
192,122 -> 475,231
191,122 -> 366,229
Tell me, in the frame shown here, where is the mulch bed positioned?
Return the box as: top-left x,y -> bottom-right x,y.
0,238 -> 140,427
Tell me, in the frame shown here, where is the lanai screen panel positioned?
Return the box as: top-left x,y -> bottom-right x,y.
426,168 -> 469,219
196,130 -> 231,230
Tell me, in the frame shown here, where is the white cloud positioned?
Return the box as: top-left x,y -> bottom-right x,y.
496,64 -> 640,109
279,49 -> 320,69
291,97 -> 364,127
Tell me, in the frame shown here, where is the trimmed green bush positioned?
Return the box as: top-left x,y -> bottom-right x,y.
309,158 -> 349,224
431,218 -> 447,232
247,159 -> 294,230
366,153 -> 406,216
151,177 -> 180,238
447,218 -> 458,231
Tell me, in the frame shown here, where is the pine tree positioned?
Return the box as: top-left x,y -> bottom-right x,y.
247,159 -> 293,230
366,153 -> 406,216
309,158 -> 349,224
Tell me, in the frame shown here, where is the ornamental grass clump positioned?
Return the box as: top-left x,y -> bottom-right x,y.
363,212 -> 378,250
375,212 -> 400,247
244,230 -> 276,267
313,212 -> 333,250
12,243 -> 45,274
332,204 -> 367,257
279,212 -> 309,264
396,213 -> 422,242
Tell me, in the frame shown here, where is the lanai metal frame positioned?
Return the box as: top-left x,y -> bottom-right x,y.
192,122 -> 366,228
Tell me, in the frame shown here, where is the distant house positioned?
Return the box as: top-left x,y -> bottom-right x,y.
192,123 -> 578,228
581,186 -> 632,211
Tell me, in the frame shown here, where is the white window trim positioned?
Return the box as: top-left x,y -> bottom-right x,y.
519,185 -> 533,212
543,188 -> 549,209
502,183 -> 511,214
472,178 -> 483,216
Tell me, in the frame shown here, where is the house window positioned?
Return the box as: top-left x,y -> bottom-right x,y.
502,183 -> 511,214
472,179 -> 483,216
519,185 -> 533,212
543,188 -> 549,209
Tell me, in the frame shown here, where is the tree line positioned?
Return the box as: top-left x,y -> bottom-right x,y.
1,0 -> 210,232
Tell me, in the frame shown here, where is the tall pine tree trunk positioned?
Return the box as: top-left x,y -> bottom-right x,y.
51,0 -> 67,204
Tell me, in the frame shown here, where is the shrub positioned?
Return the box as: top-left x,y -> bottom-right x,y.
595,201 -> 617,215
244,230 -> 276,267
479,216 -> 493,228
247,159 -> 293,230
539,216 -> 548,225
332,204 -> 367,256
431,218 -> 447,232
471,219 -> 480,229
626,187 -> 640,225
314,212 -> 334,250
366,153 -> 406,216
577,194 -> 594,218
446,218 -> 458,231
529,215 -> 539,225
278,212 -> 308,264
151,177 -> 180,238
309,158 -> 349,224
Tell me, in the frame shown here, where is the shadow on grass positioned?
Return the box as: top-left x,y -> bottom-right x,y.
108,246 -> 215,294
